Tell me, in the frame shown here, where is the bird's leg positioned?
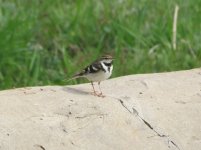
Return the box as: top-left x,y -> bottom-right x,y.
98,82 -> 102,95
91,82 -> 98,96
97,82 -> 105,97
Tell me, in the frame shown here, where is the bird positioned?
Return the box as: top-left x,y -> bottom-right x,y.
68,55 -> 114,97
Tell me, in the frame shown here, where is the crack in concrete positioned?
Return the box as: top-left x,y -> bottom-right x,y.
110,96 -> 181,150
59,114 -> 105,136
75,113 -> 107,119
132,107 -> 180,150
34,144 -> 46,150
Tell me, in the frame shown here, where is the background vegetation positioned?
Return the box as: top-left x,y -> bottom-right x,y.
0,0 -> 200,90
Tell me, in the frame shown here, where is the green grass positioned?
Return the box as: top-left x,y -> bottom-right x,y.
0,0 -> 200,90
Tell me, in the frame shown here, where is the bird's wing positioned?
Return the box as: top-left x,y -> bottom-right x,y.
64,60 -> 104,82
88,60 -> 104,73
76,60 -> 103,76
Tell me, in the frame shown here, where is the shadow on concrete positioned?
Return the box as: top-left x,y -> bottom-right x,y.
62,87 -> 90,95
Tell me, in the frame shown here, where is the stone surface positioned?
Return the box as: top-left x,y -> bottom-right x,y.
0,69 -> 201,150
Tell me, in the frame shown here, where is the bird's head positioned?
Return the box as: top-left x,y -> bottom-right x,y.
99,55 -> 114,64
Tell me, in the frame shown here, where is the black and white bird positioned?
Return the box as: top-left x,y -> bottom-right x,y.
69,55 -> 114,97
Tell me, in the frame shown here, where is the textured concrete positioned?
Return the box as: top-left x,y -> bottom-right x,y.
0,69 -> 201,150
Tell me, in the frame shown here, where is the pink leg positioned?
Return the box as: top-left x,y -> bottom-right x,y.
91,82 -> 98,96
98,82 -> 105,97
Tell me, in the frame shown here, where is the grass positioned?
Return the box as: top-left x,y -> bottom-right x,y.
0,0 -> 200,90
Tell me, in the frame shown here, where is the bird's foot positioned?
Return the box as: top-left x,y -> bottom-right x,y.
97,92 -> 105,98
91,91 -> 99,96
90,91 -> 105,98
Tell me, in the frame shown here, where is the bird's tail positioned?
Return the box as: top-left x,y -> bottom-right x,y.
63,73 -> 84,82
